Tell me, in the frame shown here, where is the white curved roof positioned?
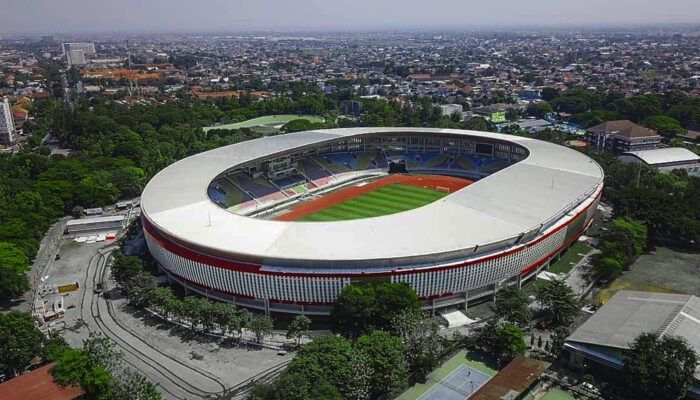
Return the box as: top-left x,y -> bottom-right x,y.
621,147 -> 700,165
141,128 -> 603,264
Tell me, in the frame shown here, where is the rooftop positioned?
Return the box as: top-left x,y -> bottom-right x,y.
588,120 -> 661,140
141,128 -> 603,265
0,363 -> 85,400
566,290 -> 700,379
621,147 -> 700,165
470,356 -> 551,400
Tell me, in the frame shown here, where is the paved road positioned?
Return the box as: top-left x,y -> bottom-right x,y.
77,244 -> 290,400
79,246 -> 229,399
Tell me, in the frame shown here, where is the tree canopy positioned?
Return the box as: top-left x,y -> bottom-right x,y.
331,282 -> 421,338
0,242 -> 31,299
623,333 -> 698,400
494,286 -> 532,327
0,311 -> 45,376
534,279 -> 581,326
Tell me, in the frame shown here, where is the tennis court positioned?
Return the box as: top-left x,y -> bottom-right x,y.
417,365 -> 491,400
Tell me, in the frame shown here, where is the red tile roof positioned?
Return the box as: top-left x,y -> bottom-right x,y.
0,363 -> 85,400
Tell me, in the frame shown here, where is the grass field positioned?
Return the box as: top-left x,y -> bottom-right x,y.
297,183 -> 448,221
203,114 -> 323,133
548,241 -> 593,274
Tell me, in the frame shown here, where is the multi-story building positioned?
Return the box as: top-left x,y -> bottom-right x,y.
0,97 -> 16,149
61,42 -> 96,55
62,42 -> 95,66
440,103 -> 464,116
586,120 -> 661,153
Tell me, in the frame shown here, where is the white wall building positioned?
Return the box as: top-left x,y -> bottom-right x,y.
618,147 -> 700,174
440,103 -> 464,117
62,42 -> 95,66
0,97 -> 16,149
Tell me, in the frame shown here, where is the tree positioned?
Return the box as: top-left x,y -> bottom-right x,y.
282,119 -> 319,133
390,308 -> 442,384
42,332 -> 70,362
476,320 -> 527,365
71,206 -> 84,218
354,330 -> 408,399
535,279 -> 581,326
250,316 -> 274,343
331,282 -> 421,338
330,284 -> 376,338
641,115 -> 686,138
623,333 -> 697,400
549,326 -> 570,356
82,331 -> 123,374
112,369 -> 162,400
0,242 -> 31,299
125,272 -> 157,308
286,315 -> 311,346
283,336 -> 365,399
210,302 -> 238,334
110,254 -> 143,288
181,296 -> 212,331
462,116 -> 489,132
110,166 -> 146,198
50,348 -> 114,399
0,311 -> 45,376
495,286 -> 532,327
541,87 -> 559,101
527,102 -> 553,118
374,282 -> 421,330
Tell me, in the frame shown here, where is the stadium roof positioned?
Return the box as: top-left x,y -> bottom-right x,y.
566,290 -> 700,379
141,128 -> 603,265
620,147 -> 700,165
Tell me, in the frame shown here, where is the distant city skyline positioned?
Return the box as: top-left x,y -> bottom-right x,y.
2,0 -> 699,35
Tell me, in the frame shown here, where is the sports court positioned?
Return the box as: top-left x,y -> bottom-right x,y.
417,365 -> 491,400
396,350 -> 498,400
276,174 -> 472,221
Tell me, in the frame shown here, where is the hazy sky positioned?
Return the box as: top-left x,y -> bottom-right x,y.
2,0 -> 699,34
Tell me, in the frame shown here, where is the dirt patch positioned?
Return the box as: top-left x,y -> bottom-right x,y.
275,174 -> 472,221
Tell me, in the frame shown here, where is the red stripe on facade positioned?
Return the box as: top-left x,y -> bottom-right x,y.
520,194 -> 600,275
144,186 -> 601,282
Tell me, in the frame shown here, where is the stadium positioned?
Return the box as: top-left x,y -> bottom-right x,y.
141,128 -> 604,316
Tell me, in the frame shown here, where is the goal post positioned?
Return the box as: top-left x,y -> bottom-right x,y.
436,186 -> 450,193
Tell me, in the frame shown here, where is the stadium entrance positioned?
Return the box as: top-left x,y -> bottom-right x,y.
387,155 -> 407,173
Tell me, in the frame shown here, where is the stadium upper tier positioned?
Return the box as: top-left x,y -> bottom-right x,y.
141,128 -> 603,266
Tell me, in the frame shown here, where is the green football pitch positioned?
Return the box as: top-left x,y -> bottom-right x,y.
297,183 -> 449,222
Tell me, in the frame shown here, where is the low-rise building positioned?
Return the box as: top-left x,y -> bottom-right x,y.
66,215 -> 125,236
586,120 -> 661,153
470,356 -> 551,400
618,147 -> 700,174
440,103 -> 463,116
564,290 -> 700,399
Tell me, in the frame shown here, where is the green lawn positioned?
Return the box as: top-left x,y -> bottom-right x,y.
548,241 -> 593,274
542,388 -> 585,400
297,183 -> 448,222
396,350 -> 498,400
203,114 -> 323,133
